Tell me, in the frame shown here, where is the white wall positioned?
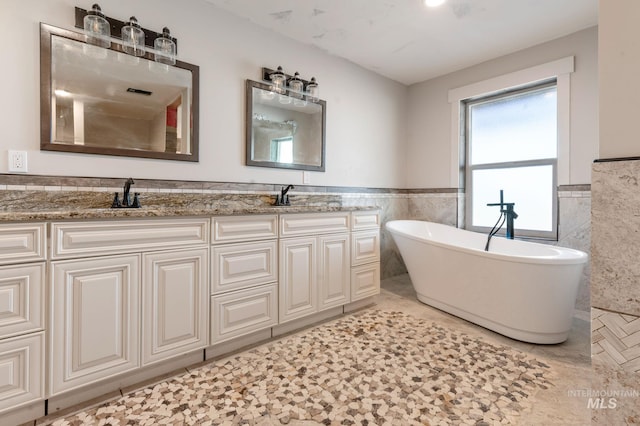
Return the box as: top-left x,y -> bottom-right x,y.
405,27 -> 598,188
599,0 -> 640,158
0,0 -> 407,188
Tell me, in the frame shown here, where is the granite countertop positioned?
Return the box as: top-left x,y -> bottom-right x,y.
0,204 -> 378,222
0,190 -> 379,222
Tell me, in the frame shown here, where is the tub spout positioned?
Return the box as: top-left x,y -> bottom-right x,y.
485,189 -> 518,250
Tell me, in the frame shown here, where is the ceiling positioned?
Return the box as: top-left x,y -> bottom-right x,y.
204,0 -> 598,85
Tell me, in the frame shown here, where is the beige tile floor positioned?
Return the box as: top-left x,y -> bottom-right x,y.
29,273 -> 602,425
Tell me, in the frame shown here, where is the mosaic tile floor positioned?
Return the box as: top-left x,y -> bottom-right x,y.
40,310 -> 554,425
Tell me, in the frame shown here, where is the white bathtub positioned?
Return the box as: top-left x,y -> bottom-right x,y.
386,220 -> 588,344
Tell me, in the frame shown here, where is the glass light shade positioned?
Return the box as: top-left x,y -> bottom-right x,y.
154,27 -> 176,65
307,77 -> 319,102
289,72 -> 304,96
270,66 -> 287,95
122,16 -> 145,57
289,73 -> 306,106
83,3 -> 111,48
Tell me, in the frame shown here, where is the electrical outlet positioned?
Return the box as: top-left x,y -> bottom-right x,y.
303,171 -> 311,184
8,150 -> 28,173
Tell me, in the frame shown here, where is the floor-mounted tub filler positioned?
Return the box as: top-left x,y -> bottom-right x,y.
386,220 -> 588,344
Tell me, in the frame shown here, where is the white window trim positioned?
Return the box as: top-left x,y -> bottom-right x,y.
447,56 -> 574,188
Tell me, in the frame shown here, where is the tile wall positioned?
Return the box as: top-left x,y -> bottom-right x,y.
590,160 -> 640,425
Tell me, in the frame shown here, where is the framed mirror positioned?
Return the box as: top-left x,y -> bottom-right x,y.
246,80 -> 326,171
40,23 -> 199,161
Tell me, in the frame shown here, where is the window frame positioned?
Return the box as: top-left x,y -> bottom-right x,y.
463,81 -> 559,240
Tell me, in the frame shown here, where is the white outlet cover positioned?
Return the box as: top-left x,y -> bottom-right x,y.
303,171 -> 311,184
8,150 -> 28,173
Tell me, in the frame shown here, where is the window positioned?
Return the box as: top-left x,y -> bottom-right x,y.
270,136 -> 293,163
465,82 -> 558,239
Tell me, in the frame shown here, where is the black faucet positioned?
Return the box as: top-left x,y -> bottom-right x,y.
485,189 -> 518,250
275,184 -> 294,206
123,177 -> 134,207
111,177 -> 141,208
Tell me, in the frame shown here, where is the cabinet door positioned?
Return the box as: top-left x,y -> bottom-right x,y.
142,248 -> 208,366
317,234 -> 350,311
279,237 -> 317,323
50,255 -> 140,396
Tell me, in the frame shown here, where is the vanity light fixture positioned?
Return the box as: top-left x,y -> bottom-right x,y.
154,27 -> 177,65
75,5 -> 179,62
261,66 -> 321,103
122,16 -> 145,57
83,3 -> 110,48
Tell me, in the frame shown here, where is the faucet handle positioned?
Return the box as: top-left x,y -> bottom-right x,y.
132,193 -> 141,208
111,192 -> 122,208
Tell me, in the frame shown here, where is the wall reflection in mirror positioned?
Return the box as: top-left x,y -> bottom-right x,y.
40,23 -> 199,161
246,80 -> 326,171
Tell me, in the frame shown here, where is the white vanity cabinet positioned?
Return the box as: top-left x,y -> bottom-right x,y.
210,215 -> 278,344
0,223 -> 46,415
49,218 -> 209,396
279,212 -> 351,323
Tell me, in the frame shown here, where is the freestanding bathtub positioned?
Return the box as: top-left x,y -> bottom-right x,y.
386,220 -> 588,344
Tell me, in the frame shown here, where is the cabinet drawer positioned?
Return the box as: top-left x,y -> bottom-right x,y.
210,283 -> 277,344
212,215 -> 278,244
0,263 -> 44,339
280,212 -> 349,237
351,263 -> 380,301
0,223 -> 45,265
51,218 -> 209,259
0,332 -> 44,414
351,210 -> 380,230
351,230 -> 380,266
212,240 -> 277,294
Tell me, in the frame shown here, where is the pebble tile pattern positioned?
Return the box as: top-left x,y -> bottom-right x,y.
41,310 -> 552,425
